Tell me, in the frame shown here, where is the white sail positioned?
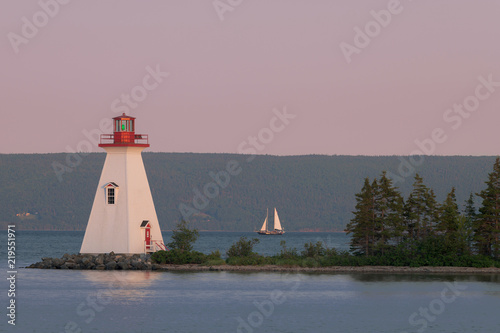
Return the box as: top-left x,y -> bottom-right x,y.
274,208 -> 283,231
260,211 -> 268,232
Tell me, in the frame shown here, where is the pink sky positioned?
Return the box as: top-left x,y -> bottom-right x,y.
1,0 -> 499,155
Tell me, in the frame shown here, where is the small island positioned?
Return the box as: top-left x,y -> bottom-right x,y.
29,224 -> 500,275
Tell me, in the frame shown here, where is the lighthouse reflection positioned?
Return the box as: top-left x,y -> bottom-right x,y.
80,270 -> 162,300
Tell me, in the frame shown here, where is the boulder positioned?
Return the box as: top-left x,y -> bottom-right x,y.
35,262 -> 46,269
117,261 -> 130,270
66,262 -> 76,269
105,262 -> 117,270
52,258 -> 64,268
95,255 -> 104,265
41,259 -> 53,268
81,257 -> 90,265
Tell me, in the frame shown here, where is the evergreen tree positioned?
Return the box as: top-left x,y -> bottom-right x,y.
374,172 -> 404,253
425,189 -> 440,236
404,174 -> 438,241
464,192 -> 477,221
347,173 -> 404,256
460,193 -> 477,253
475,157 -> 500,258
167,220 -> 199,252
437,188 -> 466,253
346,178 -> 376,255
437,188 -> 459,233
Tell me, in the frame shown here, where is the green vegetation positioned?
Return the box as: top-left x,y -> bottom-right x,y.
225,237 -> 268,265
167,220 -> 199,252
150,158 -> 500,268
226,237 -> 260,257
345,158 -> 500,267
151,220 -> 221,265
151,249 -> 208,265
152,235 -> 500,268
0,153 -> 498,231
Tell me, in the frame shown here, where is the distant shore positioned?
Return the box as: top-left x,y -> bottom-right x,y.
158,264 -> 500,274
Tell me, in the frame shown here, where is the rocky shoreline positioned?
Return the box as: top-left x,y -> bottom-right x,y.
27,253 -> 500,274
27,252 -> 162,270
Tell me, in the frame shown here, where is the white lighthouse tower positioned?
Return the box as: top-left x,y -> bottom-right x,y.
80,114 -> 165,254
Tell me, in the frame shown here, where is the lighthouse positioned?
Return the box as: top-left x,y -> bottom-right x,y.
80,114 -> 165,254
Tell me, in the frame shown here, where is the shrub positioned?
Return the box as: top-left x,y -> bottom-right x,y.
167,220 -> 199,252
301,241 -> 326,258
204,258 -> 226,266
278,240 -> 299,259
300,257 -> 319,268
151,249 -> 206,265
226,237 -> 260,258
207,250 -> 222,260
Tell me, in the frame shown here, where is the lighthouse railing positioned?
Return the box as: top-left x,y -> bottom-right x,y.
100,134 -> 149,145
153,240 -> 167,252
145,240 -> 167,253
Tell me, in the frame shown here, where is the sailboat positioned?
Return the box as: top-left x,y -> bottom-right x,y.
257,208 -> 285,235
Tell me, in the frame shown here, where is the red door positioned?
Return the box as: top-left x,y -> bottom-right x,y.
145,227 -> 151,247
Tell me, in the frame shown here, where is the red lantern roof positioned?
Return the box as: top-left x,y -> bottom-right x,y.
112,114 -> 136,120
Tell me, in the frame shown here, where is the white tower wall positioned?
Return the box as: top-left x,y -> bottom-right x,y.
80,146 -> 163,254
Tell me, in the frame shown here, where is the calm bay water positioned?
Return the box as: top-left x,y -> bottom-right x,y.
1,231 -> 499,333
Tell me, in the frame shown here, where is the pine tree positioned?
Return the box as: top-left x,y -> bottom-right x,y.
404,174 -> 438,241
437,188 -> 465,253
475,157 -> 500,258
464,193 -> 477,221
437,188 -> 459,234
375,171 -> 404,253
460,193 -> 477,253
346,178 -> 376,255
424,189 -> 440,237
167,220 -> 199,252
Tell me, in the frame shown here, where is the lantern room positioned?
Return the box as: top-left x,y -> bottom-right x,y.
99,113 -> 149,147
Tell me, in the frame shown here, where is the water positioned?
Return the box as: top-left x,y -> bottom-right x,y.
1,231 -> 500,333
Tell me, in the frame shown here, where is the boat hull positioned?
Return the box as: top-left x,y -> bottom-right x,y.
257,230 -> 285,235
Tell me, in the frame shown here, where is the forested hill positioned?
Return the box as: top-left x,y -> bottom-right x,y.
0,153 -> 497,231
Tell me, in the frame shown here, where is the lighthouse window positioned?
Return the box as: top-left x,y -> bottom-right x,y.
107,188 -> 115,204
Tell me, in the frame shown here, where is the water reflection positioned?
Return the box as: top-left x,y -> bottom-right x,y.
80,270 -> 163,300
349,273 -> 500,283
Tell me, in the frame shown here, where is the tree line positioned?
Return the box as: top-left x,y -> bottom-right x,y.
346,158 -> 500,264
